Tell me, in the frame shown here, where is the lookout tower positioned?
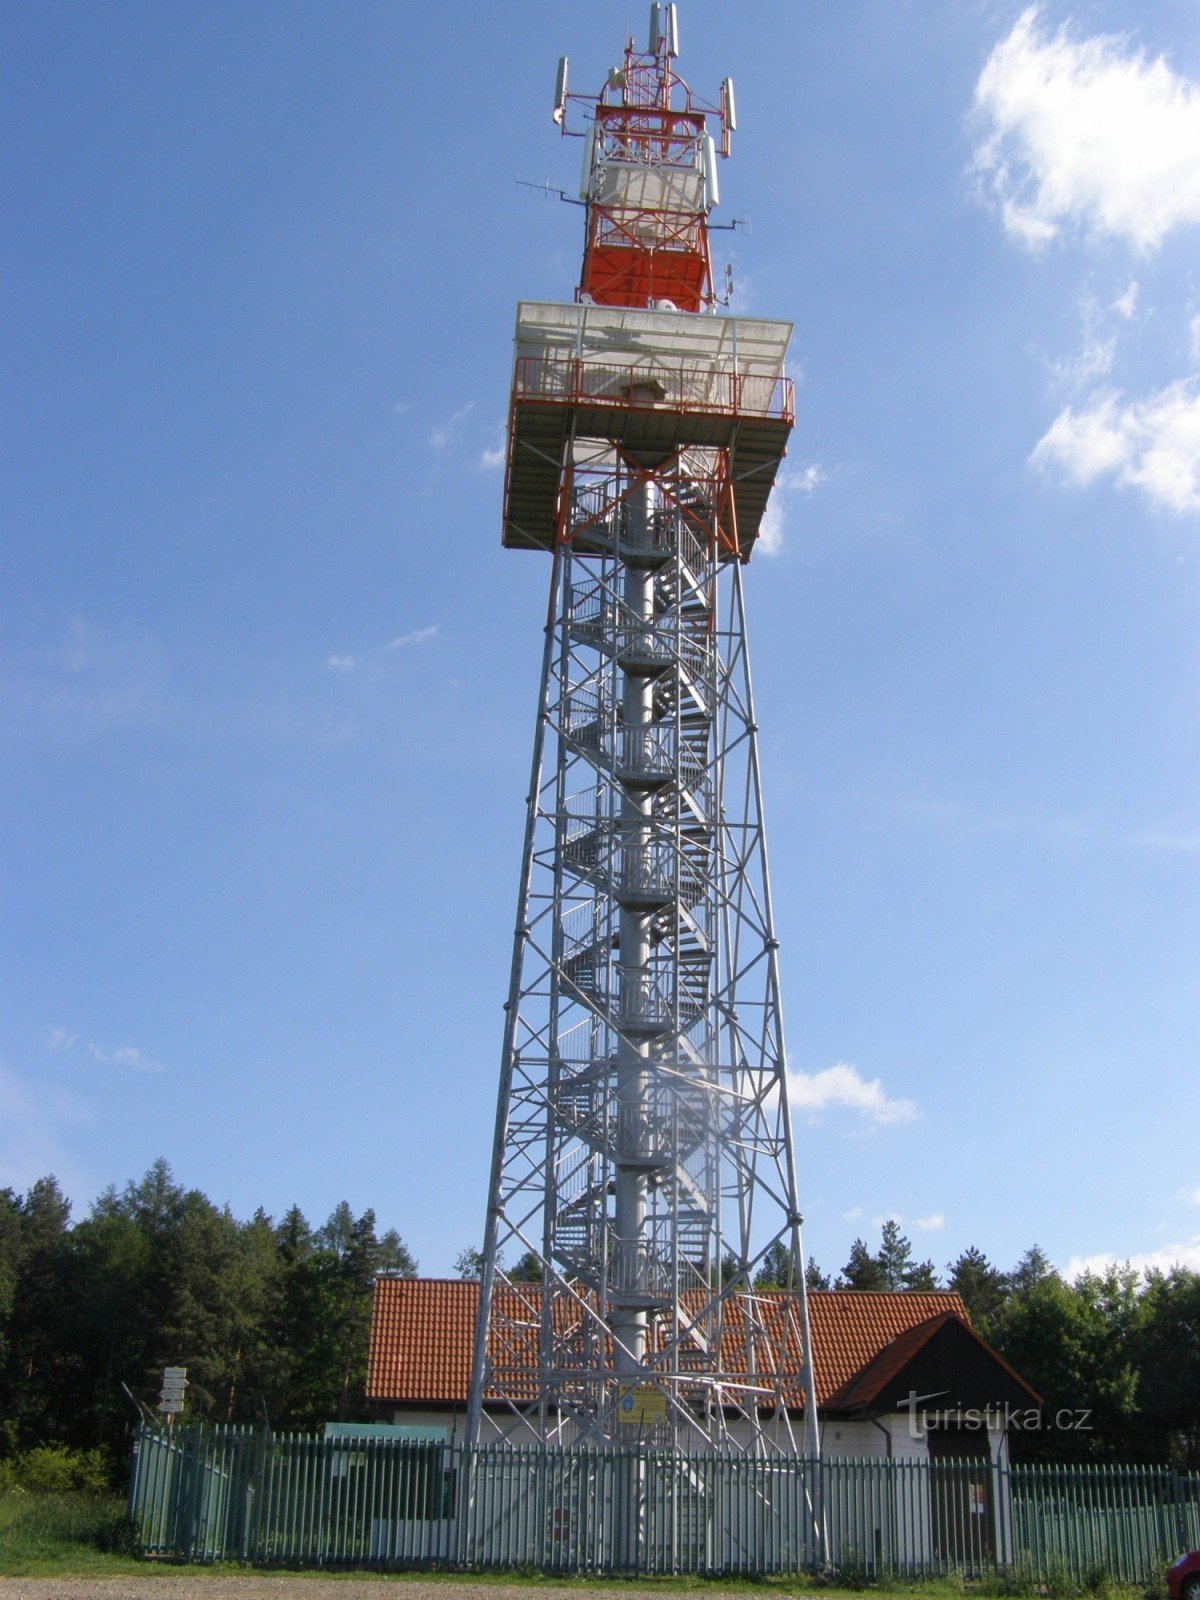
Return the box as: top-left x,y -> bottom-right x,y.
470,4 -> 820,1458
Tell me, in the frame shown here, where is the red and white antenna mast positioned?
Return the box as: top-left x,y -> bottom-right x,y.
556,3 -> 733,313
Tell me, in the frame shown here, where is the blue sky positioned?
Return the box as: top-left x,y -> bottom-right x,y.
3,1 -> 1197,1283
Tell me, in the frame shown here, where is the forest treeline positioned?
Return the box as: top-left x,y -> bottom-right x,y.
1,1164 -> 1197,1477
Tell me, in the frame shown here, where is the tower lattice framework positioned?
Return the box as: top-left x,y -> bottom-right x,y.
469,5 -> 820,1456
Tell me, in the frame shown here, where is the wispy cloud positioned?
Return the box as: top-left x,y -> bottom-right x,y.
430,402 -> 475,452
1065,1237 -> 1200,1280
388,626 -> 438,650
972,8 -> 1200,252
480,446 -> 505,470
842,1205 -> 864,1221
324,628 -> 439,672
1030,379 -> 1200,515
1112,281 -> 1139,321
1178,1187 -> 1200,1206
1049,293 -> 1118,391
48,1028 -> 165,1073
864,1210 -> 944,1232
87,1042 -> 165,1073
757,465 -> 826,557
787,1062 -> 918,1127
4,615 -> 168,742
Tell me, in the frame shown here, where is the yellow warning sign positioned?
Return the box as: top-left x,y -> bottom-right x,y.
617,1384 -> 668,1425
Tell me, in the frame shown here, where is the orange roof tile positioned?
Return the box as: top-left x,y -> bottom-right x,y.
367,1278 -> 995,1414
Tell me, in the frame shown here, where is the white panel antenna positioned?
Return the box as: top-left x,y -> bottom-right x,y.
703,132 -> 719,209
553,56 -> 569,125
579,118 -> 597,201
648,4 -> 679,58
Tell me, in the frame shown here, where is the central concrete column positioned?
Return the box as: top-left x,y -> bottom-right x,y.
612,477 -> 656,1377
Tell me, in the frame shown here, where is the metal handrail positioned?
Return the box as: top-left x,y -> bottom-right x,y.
515,355 -> 794,424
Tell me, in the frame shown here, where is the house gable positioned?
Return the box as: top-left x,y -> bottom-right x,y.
832,1310 -> 1042,1417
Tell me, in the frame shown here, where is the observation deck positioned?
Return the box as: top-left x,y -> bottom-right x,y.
503,302 -> 794,561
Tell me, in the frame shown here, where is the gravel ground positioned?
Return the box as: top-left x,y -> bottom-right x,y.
0,1580 -> 799,1600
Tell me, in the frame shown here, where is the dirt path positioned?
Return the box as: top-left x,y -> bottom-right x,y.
0,1578 -> 808,1600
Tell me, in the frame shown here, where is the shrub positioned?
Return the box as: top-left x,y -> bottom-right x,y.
15,1446 -> 110,1494
832,1545 -> 873,1589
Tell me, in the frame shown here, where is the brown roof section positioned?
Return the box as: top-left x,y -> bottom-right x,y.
808,1292 -> 971,1407
367,1279 -> 991,1414
835,1311 -> 1043,1411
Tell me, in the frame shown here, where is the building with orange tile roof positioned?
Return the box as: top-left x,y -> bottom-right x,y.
368,1277 -> 1040,1463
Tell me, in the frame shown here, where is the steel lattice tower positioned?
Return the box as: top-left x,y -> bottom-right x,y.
469,5 -> 820,1457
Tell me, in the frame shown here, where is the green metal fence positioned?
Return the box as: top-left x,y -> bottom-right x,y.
128,1423 -> 1199,1581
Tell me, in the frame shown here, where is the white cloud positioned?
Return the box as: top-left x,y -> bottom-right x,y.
913,1213 -> 946,1232
480,446 -> 505,470
1112,281 -> 1139,320
1030,379 -> 1200,514
869,1210 -> 944,1233
1191,315 -> 1200,364
388,626 -> 438,650
48,1027 -> 79,1054
1178,1187 -> 1200,1205
755,464 -> 825,557
430,402 -> 476,452
842,1206 -> 864,1221
973,8 -> 1200,252
1050,316 -> 1115,390
325,654 -> 356,671
757,498 -> 784,557
87,1042 -> 165,1073
787,1062 -> 918,1127
1065,1237 -> 1200,1280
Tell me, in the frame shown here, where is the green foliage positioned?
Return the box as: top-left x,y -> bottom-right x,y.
830,1543 -> 872,1589
836,1223 -> 940,1291
455,1245 -> 486,1279
3,1156 -> 1198,1474
0,1161 -> 417,1466
0,1489 -> 136,1571
754,1237 -> 793,1289
14,1446 -> 109,1494
752,1238 -> 831,1292
806,1257 -> 833,1291
509,1250 -> 543,1283
839,1237 -> 890,1290
948,1246 -> 1009,1334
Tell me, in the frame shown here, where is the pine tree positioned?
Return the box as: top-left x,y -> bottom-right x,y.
805,1258 -> 832,1291
947,1246 -> 1008,1330
838,1238 -> 888,1290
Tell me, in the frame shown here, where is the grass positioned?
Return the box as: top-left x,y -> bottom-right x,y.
0,1488 -> 144,1577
